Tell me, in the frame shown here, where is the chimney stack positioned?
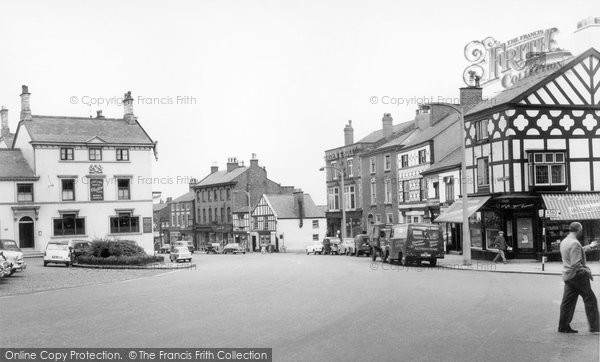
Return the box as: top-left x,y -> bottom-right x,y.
96,110 -> 105,119
459,75 -> 483,111
189,178 -> 197,191
227,157 -> 240,172
1,107 -> 9,137
382,113 -> 393,138
293,189 -> 304,226
123,91 -> 135,124
210,163 -> 219,174
344,120 -> 354,145
20,85 -> 31,121
250,153 -> 259,168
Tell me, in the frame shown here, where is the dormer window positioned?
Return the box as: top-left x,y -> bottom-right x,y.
89,147 -> 102,161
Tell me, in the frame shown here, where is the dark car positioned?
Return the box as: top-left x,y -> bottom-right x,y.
354,234 -> 371,257
70,240 -> 92,264
388,223 -> 444,266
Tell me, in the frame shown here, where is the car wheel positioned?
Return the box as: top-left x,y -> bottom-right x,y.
429,258 -> 437,267
65,262 -> 70,267
43,261 -> 48,267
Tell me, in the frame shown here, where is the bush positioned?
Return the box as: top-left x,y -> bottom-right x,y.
76,239 -> 163,265
77,254 -> 164,266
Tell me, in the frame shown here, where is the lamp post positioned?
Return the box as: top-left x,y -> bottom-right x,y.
234,189 -> 252,252
438,104 -> 471,265
319,166 -> 346,239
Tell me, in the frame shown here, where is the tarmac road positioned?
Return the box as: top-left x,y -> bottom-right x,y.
1,253 -> 598,361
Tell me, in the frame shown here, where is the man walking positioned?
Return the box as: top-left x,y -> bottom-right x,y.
492,231 -> 508,264
558,222 -> 599,333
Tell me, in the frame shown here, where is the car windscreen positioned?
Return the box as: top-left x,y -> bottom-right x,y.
47,244 -> 69,251
411,227 -> 440,240
0,240 -> 20,250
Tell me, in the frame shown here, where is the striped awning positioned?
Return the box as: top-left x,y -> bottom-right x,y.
541,193 -> 600,220
433,196 -> 491,223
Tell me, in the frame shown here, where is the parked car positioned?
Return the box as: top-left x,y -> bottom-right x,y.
70,240 -> 92,264
388,223 -> 445,266
369,223 -> 392,262
354,234 -> 371,257
44,241 -> 72,267
159,244 -> 171,254
327,238 -> 344,255
172,240 -> 194,254
223,243 -> 246,254
306,242 -> 323,255
0,251 -> 12,278
170,246 -> 192,262
341,238 -> 355,256
0,239 -> 27,275
206,243 -> 222,254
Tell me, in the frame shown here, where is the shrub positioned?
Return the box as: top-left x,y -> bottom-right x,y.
76,239 -> 163,265
77,254 -> 164,266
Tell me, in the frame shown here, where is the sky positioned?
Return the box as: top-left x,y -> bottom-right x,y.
0,0 -> 598,204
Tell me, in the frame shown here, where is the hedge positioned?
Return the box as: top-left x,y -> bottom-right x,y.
77,254 -> 164,266
76,239 -> 164,265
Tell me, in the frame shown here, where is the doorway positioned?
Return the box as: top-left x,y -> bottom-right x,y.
515,217 -> 535,255
18,216 -> 34,248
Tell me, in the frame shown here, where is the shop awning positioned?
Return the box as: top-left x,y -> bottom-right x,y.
541,193 -> 600,220
433,196 -> 491,223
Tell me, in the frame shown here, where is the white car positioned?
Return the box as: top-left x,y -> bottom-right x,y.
0,239 -> 27,275
44,241 -> 72,267
306,242 -> 323,255
170,246 -> 192,263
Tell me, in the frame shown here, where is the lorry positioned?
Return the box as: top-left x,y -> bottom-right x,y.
387,223 -> 444,266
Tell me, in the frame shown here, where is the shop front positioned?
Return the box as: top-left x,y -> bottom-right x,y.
326,210 -> 363,237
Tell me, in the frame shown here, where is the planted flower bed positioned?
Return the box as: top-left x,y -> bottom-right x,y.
76,239 -> 164,266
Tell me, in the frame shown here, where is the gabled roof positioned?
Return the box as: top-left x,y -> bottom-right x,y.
0,149 -> 37,179
375,128 -> 417,150
399,113 -> 459,149
357,121 -> 414,143
467,48 -> 599,115
421,146 -> 462,175
0,133 -> 15,148
20,115 -> 154,145
195,167 -> 248,187
263,193 -> 325,219
173,190 -> 195,203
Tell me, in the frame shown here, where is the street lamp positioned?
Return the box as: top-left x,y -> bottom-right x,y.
434,103 -> 471,265
234,189 -> 252,252
319,166 -> 346,239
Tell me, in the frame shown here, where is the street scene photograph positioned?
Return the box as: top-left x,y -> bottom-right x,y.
1,0 -> 600,361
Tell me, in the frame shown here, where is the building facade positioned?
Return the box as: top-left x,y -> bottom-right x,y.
0,86 -> 157,253
163,190 -> 196,248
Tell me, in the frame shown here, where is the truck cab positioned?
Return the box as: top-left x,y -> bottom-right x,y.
388,223 -> 444,266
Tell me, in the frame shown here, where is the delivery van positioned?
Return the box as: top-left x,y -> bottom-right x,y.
388,223 -> 444,266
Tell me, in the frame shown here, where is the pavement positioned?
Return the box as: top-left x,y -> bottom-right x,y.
438,254 -> 600,276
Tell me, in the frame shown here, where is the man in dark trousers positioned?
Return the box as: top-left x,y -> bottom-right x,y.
558,222 -> 599,333
492,231 -> 508,264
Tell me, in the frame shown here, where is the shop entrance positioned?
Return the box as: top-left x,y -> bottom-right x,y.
18,216 -> 35,248
514,217 -> 535,256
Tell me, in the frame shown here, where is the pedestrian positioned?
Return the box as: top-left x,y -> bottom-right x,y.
558,222 -> 599,334
492,231 -> 508,264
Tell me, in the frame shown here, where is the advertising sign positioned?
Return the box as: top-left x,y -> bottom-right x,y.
89,179 -> 104,201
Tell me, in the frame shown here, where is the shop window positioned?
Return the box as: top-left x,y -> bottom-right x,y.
469,212 -> 482,248
528,151 -> 566,186
110,212 -> 140,234
483,211 -> 502,250
17,183 -> 33,202
60,148 -> 74,161
53,213 -> 86,236
61,179 -> 75,201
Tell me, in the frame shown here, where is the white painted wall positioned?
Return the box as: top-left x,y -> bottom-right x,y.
276,218 -> 326,253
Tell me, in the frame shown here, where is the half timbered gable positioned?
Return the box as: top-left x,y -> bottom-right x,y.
252,195 -> 277,231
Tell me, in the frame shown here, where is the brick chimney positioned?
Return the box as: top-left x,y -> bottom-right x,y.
382,113 -> 393,138
414,105 -> 431,130
1,107 -> 9,137
344,120 -> 354,145
96,110 -> 105,119
293,189 -> 304,227
189,178 -> 197,191
227,157 -> 239,172
459,75 -> 483,111
210,163 -> 219,174
250,153 -> 259,168
20,85 -> 31,121
123,91 -> 136,124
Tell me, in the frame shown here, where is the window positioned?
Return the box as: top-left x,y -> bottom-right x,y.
61,179 -> 75,201
88,148 -> 102,161
186,203 -> 190,211
420,178 -> 428,200
445,177 -> 455,202
178,214 -> 182,226
221,208 -> 225,223
53,214 -> 85,236
17,184 -> 33,202
433,181 -> 439,199
176,204 -> 180,211
328,187 -> 340,210
220,189 -> 224,201
227,207 -> 231,223
386,213 -> 394,224
110,212 -> 139,234
370,181 -> 377,205
312,220 -> 319,228
384,154 -> 391,171
60,148 -> 74,161
207,190 -> 212,201
418,150 -> 427,164
203,209 -> 206,224
116,148 -> 129,161
347,158 -> 353,177
312,234 -> 319,241
401,155 -> 409,168
384,178 -> 392,204
209,208 -> 213,223
331,161 -> 338,180
528,151 -> 566,186
226,188 -> 231,200
214,190 -> 218,201
477,157 -> 489,187
344,185 -> 356,210
214,208 -> 218,222
375,214 -> 382,223
402,180 -> 410,203
475,119 -> 489,141
370,157 -> 376,174
117,179 -> 130,200
202,190 -> 206,202
171,214 -> 175,225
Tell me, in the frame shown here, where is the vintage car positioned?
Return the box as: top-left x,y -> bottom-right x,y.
341,238 -> 355,256
0,239 -> 27,275
159,244 -> 171,254
170,246 -> 192,262
223,243 -> 246,254
171,240 -> 194,254
44,241 -> 72,267
0,251 -> 12,278
387,223 -> 444,266
306,242 -> 323,255
70,240 -> 92,264
326,238 -> 344,255
354,234 -> 371,257
206,243 -> 222,254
